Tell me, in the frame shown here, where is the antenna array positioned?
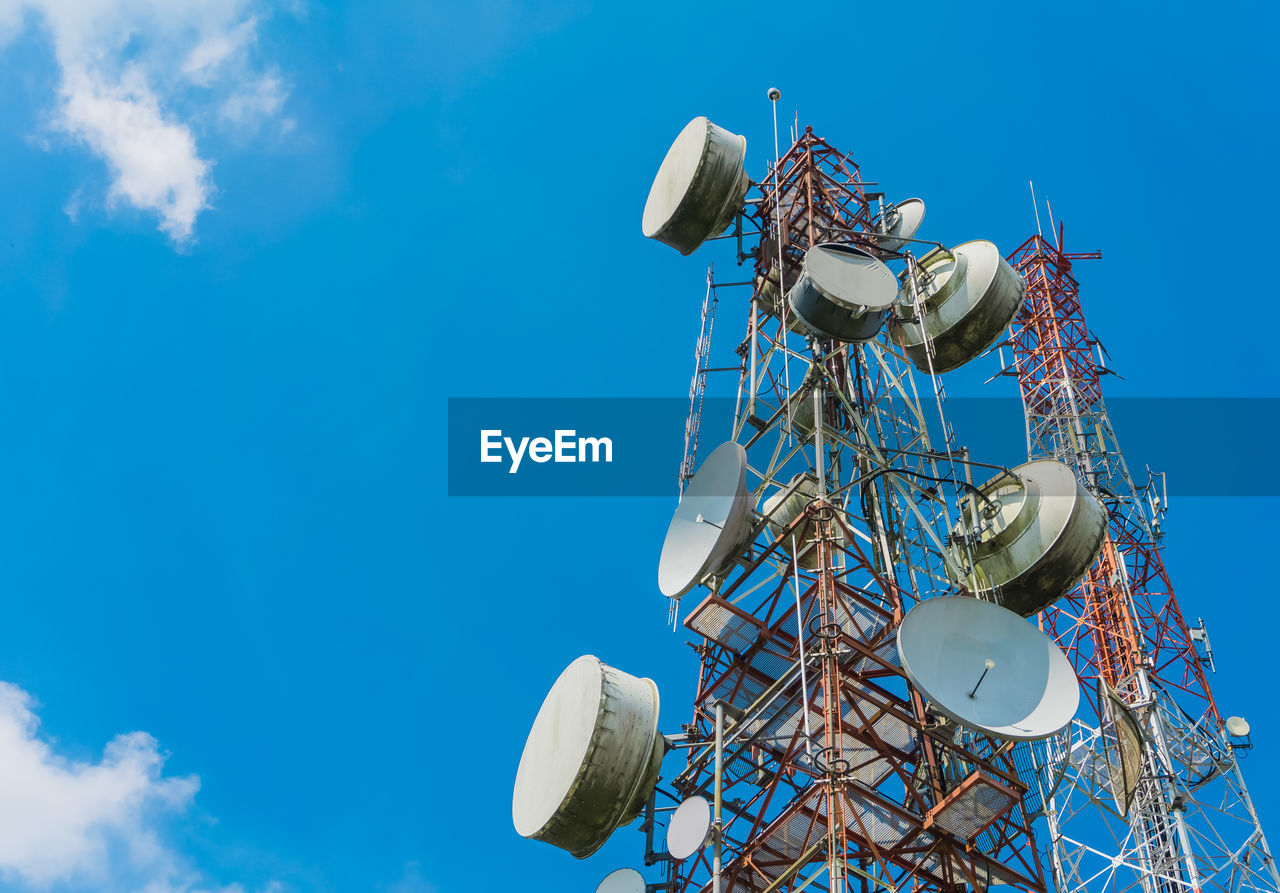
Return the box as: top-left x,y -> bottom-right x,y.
509,99 -> 1275,893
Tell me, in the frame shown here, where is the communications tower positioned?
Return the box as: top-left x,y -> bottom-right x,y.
1001,231 -> 1277,893
508,99 -> 1274,893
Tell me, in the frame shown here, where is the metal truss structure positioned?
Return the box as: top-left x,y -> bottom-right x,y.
644,125 -> 1274,893
655,128 -> 1052,893
1000,233 -> 1278,893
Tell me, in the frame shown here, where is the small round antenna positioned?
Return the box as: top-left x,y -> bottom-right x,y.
767,87 -> 782,102
874,197 -> 925,251
596,868 -> 646,893
1226,716 -> 1251,737
658,442 -> 753,598
897,596 -> 1079,740
666,795 -> 712,861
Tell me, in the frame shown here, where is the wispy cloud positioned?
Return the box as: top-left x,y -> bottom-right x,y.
0,680 -> 275,892
220,71 -> 288,128
182,16 -> 259,86
0,0 -> 291,245
385,862 -> 437,893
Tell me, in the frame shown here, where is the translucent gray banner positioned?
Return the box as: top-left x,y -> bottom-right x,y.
447,397 -> 1279,497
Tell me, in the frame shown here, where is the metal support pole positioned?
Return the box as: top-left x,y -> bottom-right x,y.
643,790 -> 658,865
713,701 -> 724,893
748,299 -> 758,422
812,375 -> 826,499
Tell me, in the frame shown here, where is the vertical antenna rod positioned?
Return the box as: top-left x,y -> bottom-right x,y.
1030,180 -> 1044,238
767,87 -> 792,433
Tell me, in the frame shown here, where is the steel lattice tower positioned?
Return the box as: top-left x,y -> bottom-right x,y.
663,128 -> 1048,893
517,114 -> 1275,893
1004,232 -> 1277,893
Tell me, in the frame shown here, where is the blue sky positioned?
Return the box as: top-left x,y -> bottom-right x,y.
0,1 -> 1276,891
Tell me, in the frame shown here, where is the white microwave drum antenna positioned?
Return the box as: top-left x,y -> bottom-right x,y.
512,655 -> 664,858
897,596 -> 1080,740
642,117 -> 750,256
756,268 -> 805,332
596,868 -> 647,893
658,441 -> 753,598
787,243 -> 898,342
947,458 -> 1107,616
786,388 -> 815,441
666,795 -> 712,861
754,237 -> 807,332
891,239 -> 1025,373
762,472 -> 844,569
874,197 -> 926,251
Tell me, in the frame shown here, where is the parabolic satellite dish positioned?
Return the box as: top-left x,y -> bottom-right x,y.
874,198 -> 926,252
897,596 -> 1079,740
642,116 -> 750,256
948,459 -> 1107,616
658,442 -> 753,598
596,868 -> 646,893
1226,716 -> 1251,738
891,239 -> 1025,373
666,795 -> 712,861
512,656 -> 664,858
1099,680 -> 1145,817
787,243 -> 898,342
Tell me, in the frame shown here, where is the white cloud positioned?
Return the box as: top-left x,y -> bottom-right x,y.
386,862 -> 436,893
0,0 -> 290,245
0,4 -> 20,45
220,70 -> 287,128
183,16 -> 258,86
57,65 -> 213,242
0,680 -> 272,893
